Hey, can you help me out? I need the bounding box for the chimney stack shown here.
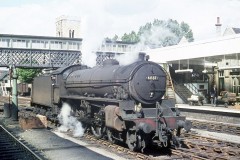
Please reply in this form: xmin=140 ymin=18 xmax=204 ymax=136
xmin=215 ymin=17 xmax=222 ymax=37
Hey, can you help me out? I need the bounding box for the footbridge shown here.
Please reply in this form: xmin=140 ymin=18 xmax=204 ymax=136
xmin=0 ymin=34 xmax=82 ymax=68
xmin=0 ymin=34 xmax=82 ymax=120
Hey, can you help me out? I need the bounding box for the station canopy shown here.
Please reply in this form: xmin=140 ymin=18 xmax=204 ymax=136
xmin=146 ymin=34 xmax=240 ymax=70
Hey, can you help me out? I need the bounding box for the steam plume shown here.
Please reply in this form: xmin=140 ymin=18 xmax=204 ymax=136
xmin=58 ymin=103 xmax=84 ymax=137
xmin=114 ymin=24 xmax=178 ymax=65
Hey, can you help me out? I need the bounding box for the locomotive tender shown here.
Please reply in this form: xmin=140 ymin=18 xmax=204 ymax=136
xmin=31 ymin=58 xmax=191 ymax=152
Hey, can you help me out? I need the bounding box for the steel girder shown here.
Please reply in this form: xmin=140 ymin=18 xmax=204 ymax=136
xmin=0 ymin=48 xmax=81 ymax=68
xmin=96 ymin=52 xmax=116 ymax=66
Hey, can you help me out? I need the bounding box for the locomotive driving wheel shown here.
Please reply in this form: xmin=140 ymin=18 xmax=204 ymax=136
xmin=91 ymin=125 xmax=104 ymax=139
xmin=106 ymin=128 xmax=116 ymax=144
xmin=126 ymin=130 xmax=141 ymax=151
xmin=91 ymin=109 xmax=105 ymax=139
xmin=76 ymin=109 xmax=89 ymax=133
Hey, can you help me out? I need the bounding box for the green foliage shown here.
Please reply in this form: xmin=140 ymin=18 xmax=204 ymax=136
xmin=121 ymin=31 xmax=140 ymax=43
xmin=112 ymin=34 xmax=119 ymax=41
xmin=180 ymin=22 xmax=194 ymax=42
xmin=17 ymin=68 xmax=42 ymax=83
xmin=109 ymin=19 xmax=194 ymax=48
xmin=104 ymin=37 xmax=111 ymax=41
xmin=137 ymin=19 xmax=194 ymax=47
xmin=105 ymin=35 xmax=119 ymax=41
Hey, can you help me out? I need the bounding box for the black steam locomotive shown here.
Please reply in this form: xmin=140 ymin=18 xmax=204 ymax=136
xmin=31 ymin=58 xmax=191 ymax=152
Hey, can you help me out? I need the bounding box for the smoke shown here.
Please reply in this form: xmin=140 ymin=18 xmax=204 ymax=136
xmin=57 ymin=103 xmax=84 ymax=137
xmin=140 ymin=25 xmax=178 ymax=49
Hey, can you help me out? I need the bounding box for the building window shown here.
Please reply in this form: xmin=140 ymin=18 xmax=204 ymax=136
xmin=77 ymin=43 xmax=80 ymax=50
xmin=0 ymin=39 xmax=10 ymax=47
xmin=113 ymin=45 xmax=116 ymax=51
xmin=72 ymin=30 xmax=74 ymax=38
xmin=219 ymin=70 xmax=224 ymax=77
xmin=199 ymin=85 xmax=204 ymax=89
xmin=32 ymin=40 xmax=48 ymax=49
xmin=12 ymin=39 xmax=28 ymax=48
xmin=50 ymin=41 xmax=63 ymax=50
xmin=68 ymin=30 xmax=75 ymax=38
xmin=69 ymin=42 xmax=76 ymax=50
xmin=69 ymin=30 xmax=72 ymax=38
xmin=62 ymin=42 xmax=67 ymax=50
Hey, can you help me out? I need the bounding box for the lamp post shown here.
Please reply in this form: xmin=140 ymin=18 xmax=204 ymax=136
xmin=11 ymin=65 xmax=18 ymax=121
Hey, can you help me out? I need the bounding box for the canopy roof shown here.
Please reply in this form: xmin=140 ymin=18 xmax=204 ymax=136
xmin=147 ymin=34 xmax=240 ymax=67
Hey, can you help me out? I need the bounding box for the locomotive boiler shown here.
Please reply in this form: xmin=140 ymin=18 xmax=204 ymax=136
xmin=66 ymin=59 xmax=166 ymax=105
xmin=31 ymin=58 xmax=191 ymax=152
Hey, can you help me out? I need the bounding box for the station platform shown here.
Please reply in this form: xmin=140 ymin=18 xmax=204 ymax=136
xmin=176 ymin=104 xmax=240 ymax=113
xmin=0 ymin=114 xmax=125 ymax=160
xmin=176 ymin=104 xmax=240 ymax=124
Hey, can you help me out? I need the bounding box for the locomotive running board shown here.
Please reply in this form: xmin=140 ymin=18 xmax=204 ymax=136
xmin=60 ymin=95 xmax=123 ymax=103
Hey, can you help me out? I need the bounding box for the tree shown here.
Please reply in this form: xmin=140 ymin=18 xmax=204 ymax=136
xmin=112 ymin=34 xmax=119 ymax=41
xmin=17 ymin=68 xmax=42 ymax=83
xmin=137 ymin=19 xmax=194 ymax=47
xmin=180 ymin=22 xmax=194 ymax=42
xmin=118 ymin=19 xmax=194 ymax=48
xmin=121 ymin=31 xmax=140 ymax=43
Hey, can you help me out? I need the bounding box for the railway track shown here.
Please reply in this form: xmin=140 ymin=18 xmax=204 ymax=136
xmin=191 ymin=119 xmax=240 ymax=136
xmin=172 ymin=133 xmax=240 ymax=160
xmin=69 ymin=130 xmax=240 ymax=160
xmin=0 ymin=96 xmax=31 ymax=107
xmin=1 ymin=96 xmax=240 ymax=136
xmin=1 ymin=98 xmax=240 ymax=159
xmin=0 ymin=125 xmax=44 ymax=160
xmin=62 ymin=131 xmax=157 ymax=160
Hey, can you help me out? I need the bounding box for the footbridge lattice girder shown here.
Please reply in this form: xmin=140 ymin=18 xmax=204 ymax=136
xmin=0 ymin=48 xmax=81 ymax=68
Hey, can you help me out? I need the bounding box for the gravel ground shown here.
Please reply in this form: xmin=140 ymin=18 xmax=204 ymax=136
xmin=18 ymin=129 xmax=120 ymax=160
xmin=1 ymin=103 xmax=240 ymax=160
xmin=0 ymin=112 xmax=126 ymax=160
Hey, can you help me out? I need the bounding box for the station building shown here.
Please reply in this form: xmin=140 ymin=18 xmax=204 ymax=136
xmin=147 ymin=29 xmax=240 ymax=103
xmin=95 ymin=40 xmax=139 ymax=65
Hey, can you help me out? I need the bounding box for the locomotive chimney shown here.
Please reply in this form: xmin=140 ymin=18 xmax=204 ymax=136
xmin=138 ymin=52 xmax=145 ymax=61
xmin=215 ymin=17 xmax=222 ymax=37
xmin=138 ymin=52 xmax=149 ymax=61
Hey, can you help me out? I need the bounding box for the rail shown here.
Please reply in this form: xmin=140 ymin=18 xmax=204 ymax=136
xmin=0 ymin=125 xmax=44 ymax=160
xmin=191 ymin=119 xmax=240 ymax=136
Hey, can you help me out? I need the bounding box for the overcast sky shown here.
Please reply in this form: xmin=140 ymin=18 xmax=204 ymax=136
xmin=0 ymin=0 xmax=240 ymax=41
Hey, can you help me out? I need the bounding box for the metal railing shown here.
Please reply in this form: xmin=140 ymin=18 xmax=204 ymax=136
xmin=184 ymin=83 xmax=199 ymax=94
xmin=172 ymin=79 xmax=189 ymax=103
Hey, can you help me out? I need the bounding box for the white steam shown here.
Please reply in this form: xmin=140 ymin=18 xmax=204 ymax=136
xmin=115 ymin=52 xmax=139 ymax=65
xmin=115 ymin=24 xmax=178 ymax=66
xmin=58 ymin=103 xmax=84 ymax=137
xmin=146 ymin=26 xmax=178 ymax=47
xmin=80 ymin=16 xmax=100 ymax=67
